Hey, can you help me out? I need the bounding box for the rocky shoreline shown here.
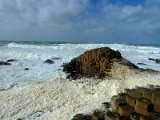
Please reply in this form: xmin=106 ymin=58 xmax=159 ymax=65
xmin=71 ymin=85 xmax=160 ymax=120
xmin=0 ymin=47 xmax=160 ymax=120
xmin=63 ymin=47 xmax=159 ymax=80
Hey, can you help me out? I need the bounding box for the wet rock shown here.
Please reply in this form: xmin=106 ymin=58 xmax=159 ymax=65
xmin=92 ymin=109 xmax=105 ymax=120
xmin=154 ymin=59 xmax=160 ymax=64
xmin=130 ymin=112 xmax=141 ymax=120
xmin=137 ymin=63 xmax=147 ymax=65
xmin=63 ymin=47 xmax=122 ymax=79
xmin=16 ymin=118 xmax=22 ymax=120
xmin=102 ymin=102 xmax=110 ymax=109
xmin=63 ymin=47 xmax=139 ymax=79
xmin=0 ymin=61 xmax=11 ymax=65
xmin=118 ymin=105 xmax=134 ymax=117
xmin=136 ymin=98 xmax=153 ymax=111
xmin=7 ymin=59 xmax=18 ymax=62
xmin=148 ymin=58 xmax=155 ymax=61
xmin=148 ymin=58 xmax=160 ymax=64
xmin=44 ymin=59 xmax=55 ymax=64
xmin=105 ymin=111 xmax=120 ymax=120
xmin=24 ymin=68 xmax=29 ymax=70
xmin=71 ymin=114 xmax=92 ymax=120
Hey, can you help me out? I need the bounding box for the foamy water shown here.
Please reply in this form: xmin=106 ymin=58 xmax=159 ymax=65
xmin=1 ymin=73 xmax=160 ymax=120
xmin=0 ymin=41 xmax=160 ymax=120
xmin=0 ymin=42 xmax=160 ymax=86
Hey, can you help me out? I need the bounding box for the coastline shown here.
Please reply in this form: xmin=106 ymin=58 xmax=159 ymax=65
xmin=1 ymin=72 xmax=160 ymax=120
xmin=0 ymin=43 xmax=160 ymax=120
xmin=1 ymin=43 xmax=160 ymax=86
xmin=1 ymin=0 xmax=160 ymax=119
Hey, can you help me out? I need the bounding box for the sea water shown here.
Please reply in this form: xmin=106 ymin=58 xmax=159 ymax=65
xmin=0 ymin=41 xmax=160 ymax=86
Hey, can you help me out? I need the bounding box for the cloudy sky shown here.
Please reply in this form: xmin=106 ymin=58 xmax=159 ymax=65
xmin=0 ymin=0 xmax=160 ymax=44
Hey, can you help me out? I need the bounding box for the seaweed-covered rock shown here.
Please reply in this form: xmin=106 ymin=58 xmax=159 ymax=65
xmin=63 ymin=47 xmax=139 ymax=79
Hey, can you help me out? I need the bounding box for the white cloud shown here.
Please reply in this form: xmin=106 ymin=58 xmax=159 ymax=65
xmin=119 ymin=5 xmax=142 ymax=19
xmin=0 ymin=0 xmax=160 ymax=44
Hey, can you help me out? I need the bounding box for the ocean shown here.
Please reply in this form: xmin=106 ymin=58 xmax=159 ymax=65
xmin=0 ymin=41 xmax=160 ymax=87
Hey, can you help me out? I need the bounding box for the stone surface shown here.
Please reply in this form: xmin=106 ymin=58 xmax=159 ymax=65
xmin=137 ymin=63 xmax=147 ymax=65
xmin=127 ymin=90 xmax=142 ymax=99
xmin=154 ymin=106 xmax=160 ymax=113
xmin=105 ymin=111 xmax=119 ymax=120
xmin=71 ymin=114 xmax=92 ymax=120
xmin=126 ymin=95 xmax=136 ymax=107
xmin=130 ymin=112 xmax=141 ymax=120
xmin=24 ymin=68 xmax=29 ymax=70
xmin=118 ymin=105 xmax=134 ymax=117
xmin=7 ymin=59 xmax=18 ymax=62
xmin=152 ymin=92 xmax=160 ymax=105
xmin=63 ymin=47 xmax=139 ymax=79
xmin=44 ymin=59 xmax=55 ymax=64
xmin=110 ymin=98 xmax=127 ymax=111
xmin=134 ymin=106 xmax=148 ymax=116
xmin=136 ymin=98 xmax=153 ymax=110
xmin=148 ymin=58 xmax=160 ymax=64
xmin=92 ymin=110 xmax=105 ymax=120
xmin=102 ymin=102 xmax=110 ymax=109
xmin=143 ymin=88 xmax=153 ymax=100
xmin=146 ymin=112 xmax=160 ymax=120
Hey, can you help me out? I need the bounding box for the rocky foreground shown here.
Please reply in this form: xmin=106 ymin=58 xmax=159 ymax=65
xmin=72 ymin=85 xmax=160 ymax=120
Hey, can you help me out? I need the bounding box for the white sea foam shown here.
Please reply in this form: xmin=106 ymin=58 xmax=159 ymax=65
xmin=0 ymin=73 xmax=160 ymax=120
xmin=0 ymin=42 xmax=160 ymax=86
xmin=0 ymin=42 xmax=160 ymax=120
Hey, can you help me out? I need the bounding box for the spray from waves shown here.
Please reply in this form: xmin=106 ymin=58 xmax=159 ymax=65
xmin=5 ymin=42 xmax=160 ymax=55
xmin=6 ymin=42 xmax=108 ymax=50
xmin=0 ymin=41 xmax=11 ymax=46
xmin=7 ymin=42 xmax=61 ymax=49
xmin=4 ymin=43 xmax=107 ymax=60
xmin=1 ymin=42 xmax=160 ymax=64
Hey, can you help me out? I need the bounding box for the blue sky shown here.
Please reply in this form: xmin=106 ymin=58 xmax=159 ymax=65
xmin=0 ymin=0 xmax=160 ymax=44
xmin=108 ymin=0 xmax=145 ymax=6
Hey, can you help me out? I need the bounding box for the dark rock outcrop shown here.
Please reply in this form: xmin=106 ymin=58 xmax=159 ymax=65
xmin=148 ymin=58 xmax=160 ymax=64
xmin=63 ymin=47 xmax=140 ymax=79
xmin=44 ymin=59 xmax=55 ymax=64
xmin=7 ymin=59 xmax=18 ymax=62
xmin=16 ymin=118 xmax=22 ymax=120
xmin=0 ymin=61 xmax=11 ymax=65
xmin=137 ymin=63 xmax=147 ymax=65
xmin=71 ymin=114 xmax=92 ymax=120
xmin=24 ymin=68 xmax=29 ymax=70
